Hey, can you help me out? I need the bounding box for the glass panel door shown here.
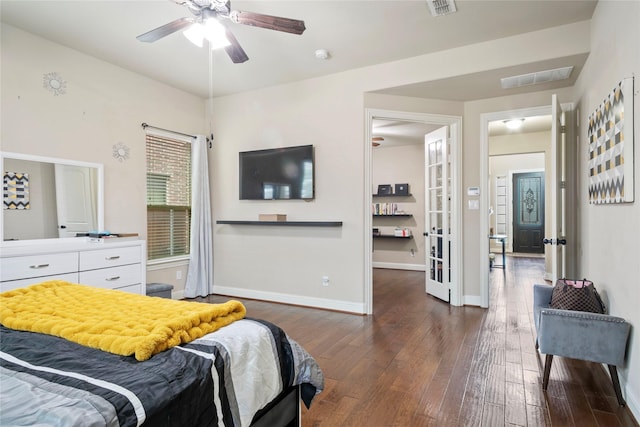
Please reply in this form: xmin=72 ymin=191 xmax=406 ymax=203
xmin=425 ymin=127 xmax=450 ymax=302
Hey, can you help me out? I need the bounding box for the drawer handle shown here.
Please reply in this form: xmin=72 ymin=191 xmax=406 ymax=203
xmin=105 ymin=256 xmax=121 ymax=261
xmin=29 ymin=264 xmax=50 ymax=269
xmin=105 ymin=276 xmax=121 ymax=281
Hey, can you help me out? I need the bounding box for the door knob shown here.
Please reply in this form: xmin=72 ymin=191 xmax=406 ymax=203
xmin=557 ymin=239 xmax=567 ymax=245
xmin=543 ymin=238 xmax=554 ymax=245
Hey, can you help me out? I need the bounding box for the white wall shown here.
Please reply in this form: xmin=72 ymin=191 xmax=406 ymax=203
xmin=0 ymin=24 xmax=206 ymax=296
xmin=572 ymin=0 xmax=640 ymax=417
xmin=372 ymin=144 xmax=425 ymax=270
xmin=209 ymin=74 xmax=366 ymax=312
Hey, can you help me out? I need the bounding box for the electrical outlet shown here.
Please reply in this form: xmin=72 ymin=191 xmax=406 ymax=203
xmin=176 ymin=270 xmax=182 ymax=280
xmin=322 ymin=276 xmax=329 ymax=287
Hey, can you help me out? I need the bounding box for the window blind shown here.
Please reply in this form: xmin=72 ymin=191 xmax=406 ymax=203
xmin=146 ymin=134 xmax=192 ymax=260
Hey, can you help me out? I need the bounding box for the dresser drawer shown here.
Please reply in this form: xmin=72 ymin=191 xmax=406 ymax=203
xmin=80 ymin=246 xmax=141 ymax=271
xmin=79 ymin=264 xmax=142 ymax=290
xmin=0 ymin=253 xmax=78 ymax=282
xmin=112 ymin=283 xmax=144 ymax=294
xmin=0 ymin=273 xmax=79 ymax=292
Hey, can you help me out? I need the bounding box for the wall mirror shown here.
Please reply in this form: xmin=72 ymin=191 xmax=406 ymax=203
xmin=1 ymin=152 xmax=104 ymax=245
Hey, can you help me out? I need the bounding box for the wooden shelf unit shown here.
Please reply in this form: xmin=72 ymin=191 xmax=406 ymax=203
xmin=373 ymin=193 xmax=412 ymax=198
xmin=216 ymin=220 xmax=342 ymax=227
xmin=373 ymin=234 xmax=413 ymax=239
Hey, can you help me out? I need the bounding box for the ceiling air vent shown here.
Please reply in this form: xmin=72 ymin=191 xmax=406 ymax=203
xmin=501 ymin=66 xmax=574 ymax=89
xmin=427 ymin=0 xmax=457 ymax=17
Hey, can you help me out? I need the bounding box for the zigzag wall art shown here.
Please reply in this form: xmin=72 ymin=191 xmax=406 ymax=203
xmin=3 ymin=172 xmax=30 ymax=210
xmin=588 ymin=77 xmax=635 ymax=204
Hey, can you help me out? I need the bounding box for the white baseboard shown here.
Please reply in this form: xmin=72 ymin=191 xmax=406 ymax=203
xmin=463 ymin=295 xmax=482 ymax=306
xmin=372 ymin=262 xmax=426 ymax=271
xmin=621 ymin=373 xmax=640 ymax=422
xmin=212 ymin=286 xmax=366 ymax=314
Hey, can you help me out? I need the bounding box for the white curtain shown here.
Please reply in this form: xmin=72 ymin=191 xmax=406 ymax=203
xmin=184 ymin=135 xmax=214 ymax=298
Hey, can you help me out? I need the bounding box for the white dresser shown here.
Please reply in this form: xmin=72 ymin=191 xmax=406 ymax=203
xmin=0 ymin=239 xmax=146 ymax=294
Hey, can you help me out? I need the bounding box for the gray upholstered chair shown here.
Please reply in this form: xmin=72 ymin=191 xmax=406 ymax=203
xmin=532 ymin=284 xmax=631 ymax=406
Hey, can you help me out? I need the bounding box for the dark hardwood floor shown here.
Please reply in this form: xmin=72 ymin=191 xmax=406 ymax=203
xmin=200 ymin=256 xmax=638 ymax=426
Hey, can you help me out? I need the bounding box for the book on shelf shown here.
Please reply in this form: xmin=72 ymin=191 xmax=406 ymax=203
xmin=372 ymin=203 xmax=398 ymax=215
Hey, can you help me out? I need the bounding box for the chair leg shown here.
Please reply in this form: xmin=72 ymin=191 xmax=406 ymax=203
xmin=542 ymin=355 xmax=553 ymax=390
xmin=608 ymin=365 xmax=626 ymax=406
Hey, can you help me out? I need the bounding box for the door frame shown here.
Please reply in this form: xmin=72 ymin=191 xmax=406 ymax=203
xmin=365 ymin=108 xmax=462 ymax=314
xmin=480 ymin=105 xmax=551 ymax=308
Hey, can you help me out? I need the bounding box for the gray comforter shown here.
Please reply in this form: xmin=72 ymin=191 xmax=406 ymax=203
xmin=0 ymin=318 xmax=323 ymax=427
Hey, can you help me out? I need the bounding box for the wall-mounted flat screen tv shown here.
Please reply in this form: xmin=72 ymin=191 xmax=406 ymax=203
xmin=239 ymin=145 xmax=314 ymax=200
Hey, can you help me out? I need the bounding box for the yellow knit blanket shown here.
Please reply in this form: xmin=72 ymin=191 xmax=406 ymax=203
xmin=0 ymin=280 xmax=246 ymax=361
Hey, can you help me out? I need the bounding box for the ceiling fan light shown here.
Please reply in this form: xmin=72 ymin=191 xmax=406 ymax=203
xmin=203 ymin=18 xmax=230 ymax=50
xmin=183 ymin=23 xmax=205 ymax=47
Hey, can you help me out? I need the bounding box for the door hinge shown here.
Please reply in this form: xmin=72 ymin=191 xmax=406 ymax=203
xmin=560 ymin=125 xmax=567 ymax=133
xmin=559 ymin=181 xmax=566 ymax=189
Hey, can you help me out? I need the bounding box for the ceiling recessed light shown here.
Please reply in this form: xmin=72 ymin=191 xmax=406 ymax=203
xmin=504 ymin=119 xmax=525 ymax=130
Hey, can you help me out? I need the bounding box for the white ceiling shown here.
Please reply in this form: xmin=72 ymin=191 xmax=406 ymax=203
xmin=372 ymin=114 xmax=552 ymax=149
xmin=1 ymin=0 xmax=597 ymax=100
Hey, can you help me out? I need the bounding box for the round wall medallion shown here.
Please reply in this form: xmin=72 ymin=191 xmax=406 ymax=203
xmin=113 ymin=143 xmax=130 ymax=162
xmin=43 ymin=72 xmax=67 ymax=96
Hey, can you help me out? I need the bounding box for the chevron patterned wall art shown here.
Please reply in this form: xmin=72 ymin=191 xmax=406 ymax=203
xmin=3 ymin=172 xmax=30 ymax=210
xmin=588 ymin=77 xmax=635 ymax=204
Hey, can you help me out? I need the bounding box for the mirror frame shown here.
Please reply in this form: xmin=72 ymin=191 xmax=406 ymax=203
xmin=0 ymin=151 xmax=104 ymax=246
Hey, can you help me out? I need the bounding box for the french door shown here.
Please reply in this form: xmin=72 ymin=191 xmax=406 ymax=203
xmin=425 ymin=126 xmax=451 ymax=302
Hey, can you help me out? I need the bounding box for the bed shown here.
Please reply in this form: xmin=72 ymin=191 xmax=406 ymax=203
xmin=0 ymin=281 xmax=324 ymax=426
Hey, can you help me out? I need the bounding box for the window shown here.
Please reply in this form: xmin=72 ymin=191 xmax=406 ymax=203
xmin=146 ymin=133 xmax=191 ymax=261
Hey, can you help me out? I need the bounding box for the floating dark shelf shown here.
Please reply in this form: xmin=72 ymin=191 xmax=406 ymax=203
xmin=373 ymin=194 xmax=412 ymax=198
xmin=372 ymin=214 xmax=412 ymax=217
xmin=216 ymin=220 xmax=342 ymax=227
xmin=373 ymin=234 xmax=413 ymax=239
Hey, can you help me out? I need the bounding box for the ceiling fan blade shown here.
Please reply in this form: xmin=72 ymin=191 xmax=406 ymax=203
xmin=224 ymin=29 xmax=249 ymax=64
xmin=137 ymin=17 xmax=194 ymax=43
xmin=230 ymin=10 xmax=306 ymax=35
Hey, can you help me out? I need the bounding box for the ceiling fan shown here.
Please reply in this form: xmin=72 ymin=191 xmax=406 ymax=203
xmin=136 ymin=0 xmax=306 ymax=64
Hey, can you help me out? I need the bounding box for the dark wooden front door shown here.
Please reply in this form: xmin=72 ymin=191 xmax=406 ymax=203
xmin=513 ymin=172 xmax=545 ymax=253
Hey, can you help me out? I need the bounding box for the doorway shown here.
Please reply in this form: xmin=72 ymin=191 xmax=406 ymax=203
xmin=480 ymin=105 xmax=553 ymax=308
xmin=489 ymin=151 xmax=546 ymax=259
xmin=365 ymin=109 xmax=462 ymax=314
